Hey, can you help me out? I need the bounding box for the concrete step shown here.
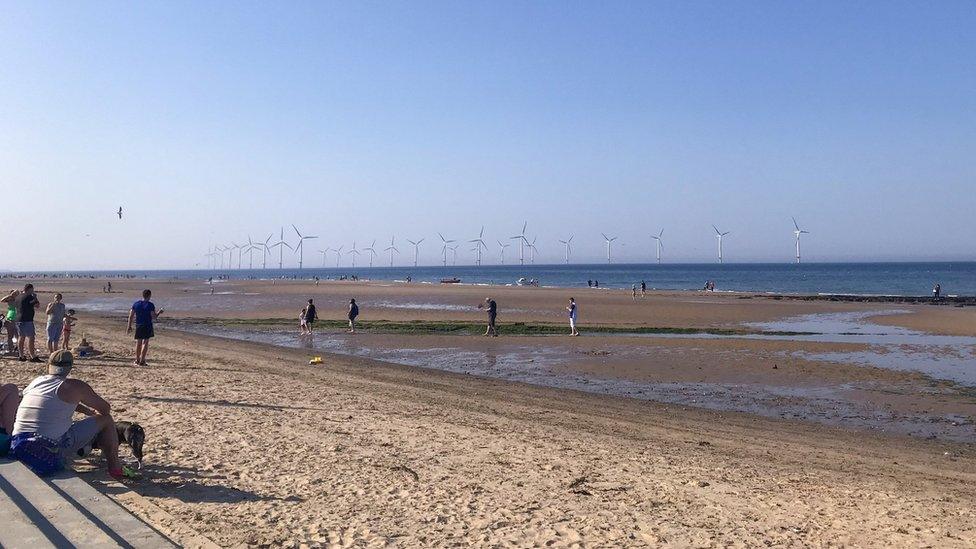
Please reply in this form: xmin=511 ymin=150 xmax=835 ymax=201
xmin=0 ymin=459 xmax=177 ymax=549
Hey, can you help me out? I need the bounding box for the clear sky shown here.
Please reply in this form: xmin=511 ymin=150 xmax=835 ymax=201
xmin=2 ymin=2 xmax=974 ymax=269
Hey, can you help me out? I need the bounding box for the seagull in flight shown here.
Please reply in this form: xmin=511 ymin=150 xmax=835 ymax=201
xmin=117 ymin=206 xmax=123 ymax=220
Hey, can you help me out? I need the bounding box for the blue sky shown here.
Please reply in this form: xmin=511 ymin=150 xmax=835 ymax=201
xmin=1 ymin=2 xmax=974 ymax=269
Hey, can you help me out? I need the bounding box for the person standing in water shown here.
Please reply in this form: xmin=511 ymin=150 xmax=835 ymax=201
xmin=347 ymin=299 xmax=359 ymax=333
xmin=304 ymin=299 xmax=317 ymax=334
xmin=566 ymin=297 xmax=579 ymax=336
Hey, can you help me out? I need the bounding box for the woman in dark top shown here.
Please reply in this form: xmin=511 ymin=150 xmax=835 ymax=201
xmin=347 ymin=299 xmax=359 ymax=333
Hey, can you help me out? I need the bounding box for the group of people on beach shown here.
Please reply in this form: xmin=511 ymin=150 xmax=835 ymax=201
xmin=1 ymin=285 xmax=78 ymax=362
xmin=299 ymin=297 xmax=360 ymax=335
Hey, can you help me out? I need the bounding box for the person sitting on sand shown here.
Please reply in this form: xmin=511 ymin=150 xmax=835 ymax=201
xmin=10 ymin=350 xmax=136 ymax=479
xmin=126 ymin=289 xmax=162 ymax=366
xmin=348 ymin=299 xmax=359 ymax=333
xmin=61 ymin=309 xmax=77 ymax=351
xmin=566 ymin=297 xmax=579 ymax=336
xmin=1 ymin=383 xmax=20 ymax=445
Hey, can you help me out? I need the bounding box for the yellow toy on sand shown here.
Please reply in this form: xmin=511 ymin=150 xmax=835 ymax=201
xmin=309 ymin=356 xmax=323 ymax=365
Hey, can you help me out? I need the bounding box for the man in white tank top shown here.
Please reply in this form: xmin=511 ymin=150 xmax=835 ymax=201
xmin=11 ymin=350 xmax=126 ymax=478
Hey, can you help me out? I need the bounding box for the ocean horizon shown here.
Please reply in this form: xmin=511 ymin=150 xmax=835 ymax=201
xmin=5 ymin=261 xmax=975 ymax=297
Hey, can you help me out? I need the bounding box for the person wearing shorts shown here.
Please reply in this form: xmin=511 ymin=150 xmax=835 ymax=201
xmin=127 ymin=289 xmax=162 ymax=366
xmin=11 ymin=350 xmax=129 ymax=479
xmin=1 ymin=290 xmax=19 ymax=354
xmin=14 ymin=284 xmax=41 ymax=362
xmin=46 ymin=293 xmax=66 ymax=353
xmin=566 ymin=297 xmax=579 ymax=336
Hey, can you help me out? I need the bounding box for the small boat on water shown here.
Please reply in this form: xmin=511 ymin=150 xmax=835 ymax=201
xmin=440 ymin=277 xmax=461 ymax=284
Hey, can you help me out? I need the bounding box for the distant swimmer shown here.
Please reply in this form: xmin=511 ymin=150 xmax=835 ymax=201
xmin=117 ymin=206 xmax=123 ymax=220
xmin=566 ymin=297 xmax=579 ymax=336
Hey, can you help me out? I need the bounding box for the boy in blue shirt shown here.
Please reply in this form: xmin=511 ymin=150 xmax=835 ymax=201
xmin=126 ymin=289 xmax=163 ymax=366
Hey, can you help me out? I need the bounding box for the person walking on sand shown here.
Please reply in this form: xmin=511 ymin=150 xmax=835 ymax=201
xmin=347 ymin=299 xmax=359 ymax=333
xmin=481 ymin=297 xmax=498 ymax=337
xmin=299 ymin=306 xmax=309 ymax=335
xmin=304 ymin=299 xmax=317 ymax=334
xmin=45 ymin=293 xmax=66 ymax=353
xmin=640 ymin=280 xmax=646 ymax=298
xmin=566 ymin=297 xmax=579 ymax=336
xmin=13 ymin=284 xmax=41 ymax=362
xmin=632 ymin=284 xmax=638 ymax=302
xmin=126 ymin=289 xmax=162 ymax=366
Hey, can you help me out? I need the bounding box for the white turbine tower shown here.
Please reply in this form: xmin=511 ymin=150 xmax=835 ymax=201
xmin=347 ymin=242 xmax=361 ymax=268
xmin=215 ymin=245 xmax=225 ymax=269
xmin=449 ymin=244 xmax=459 ymax=266
xmin=650 ymin=229 xmax=664 ymax=264
xmin=231 ymin=242 xmax=243 ymax=269
xmin=270 ymin=228 xmax=292 ymax=269
xmin=713 ymin=225 xmax=730 ymax=263
xmin=261 ymin=233 xmax=273 ymax=269
xmin=528 ymin=236 xmax=538 ymax=264
xmin=364 ymin=240 xmax=378 ymax=268
xmin=602 ymin=233 xmax=618 ymax=264
xmin=333 ymin=245 xmax=344 ymax=268
xmin=245 ymin=236 xmax=258 ymax=269
xmin=406 ymin=238 xmax=424 ymax=267
xmin=318 ymin=248 xmax=329 ymax=268
xmin=510 ymin=221 xmax=528 ymax=265
xmin=438 ymin=233 xmax=456 ymax=267
xmin=558 ymin=236 xmax=574 ymax=264
xmin=497 ymin=240 xmax=510 ymax=264
xmin=292 ymin=225 xmax=318 ymax=270
xmin=384 ymin=236 xmax=399 ymax=267
xmin=792 ymin=217 xmax=809 ymax=264
xmin=469 ymin=227 xmax=487 ymax=266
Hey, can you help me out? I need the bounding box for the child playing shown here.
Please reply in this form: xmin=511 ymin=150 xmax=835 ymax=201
xmin=299 ymin=307 xmax=309 ymax=335
xmin=61 ymin=309 xmax=77 ymax=351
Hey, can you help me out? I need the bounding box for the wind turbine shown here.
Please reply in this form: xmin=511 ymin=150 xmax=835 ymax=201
xmin=602 ymin=233 xmax=618 ymax=264
xmin=438 ymin=233 xmax=456 ymax=267
xmin=510 ymin=221 xmax=529 ymax=265
xmin=713 ymin=225 xmax=730 ymax=263
xmin=528 ymin=236 xmax=538 ymax=264
xmin=214 ymin=245 xmax=224 ymax=269
xmin=364 ymin=239 xmax=378 ymax=268
xmin=650 ymin=230 xmax=664 ymax=264
xmin=792 ymin=217 xmax=809 ymax=264
xmin=469 ymin=226 xmax=487 ymax=266
xmin=231 ymin=242 xmax=243 ymax=269
xmin=384 ymin=236 xmax=399 ymax=267
xmin=406 ymin=238 xmax=424 ymax=267
xmin=497 ymin=240 xmax=510 ymax=264
xmin=558 ymin=236 xmax=574 ymax=264
xmin=245 ymin=237 xmax=258 ymax=269
xmin=261 ymin=234 xmax=273 ymax=269
xmin=347 ymin=242 xmax=361 ymax=268
xmin=292 ymin=225 xmax=318 ymax=270
xmin=318 ymin=248 xmax=330 ymax=268
xmin=271 ymin=228 xmax=292 ymax=269
xmin=333 ymin=245 xmax=344 ymax=268
xmin=449 ymin=244 xmax=459 ymax=266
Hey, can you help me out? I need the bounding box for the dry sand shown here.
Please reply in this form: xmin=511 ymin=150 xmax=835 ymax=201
xmin=1 ymin=278 xmax=975 ymax=546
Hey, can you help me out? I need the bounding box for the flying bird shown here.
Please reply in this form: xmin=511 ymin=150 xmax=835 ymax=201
xmin=117 ymin=206 xmax=123 ymax=220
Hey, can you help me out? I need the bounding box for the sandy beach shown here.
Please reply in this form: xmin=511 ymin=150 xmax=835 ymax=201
xmin=2 ymin=277 xmax=975 ymax=546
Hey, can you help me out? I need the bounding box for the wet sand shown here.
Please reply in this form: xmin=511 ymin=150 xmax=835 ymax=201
xmin=2 ymin=317 xmax=975 ymax=547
